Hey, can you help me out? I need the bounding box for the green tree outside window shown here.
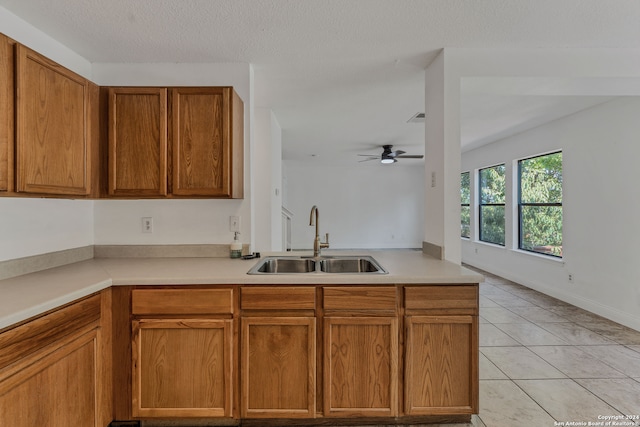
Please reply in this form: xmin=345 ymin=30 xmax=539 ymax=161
xmin=461 ymin=171 xmax=470 ymax=238
xmin=479 ymin=164 xmax=506 ymax=245
xmin=518 ymin=152 xmax=563 ymax=257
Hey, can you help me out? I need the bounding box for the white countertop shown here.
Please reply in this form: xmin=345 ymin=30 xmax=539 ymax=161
xmin=0 ymin=250 xmax=482 ymax=330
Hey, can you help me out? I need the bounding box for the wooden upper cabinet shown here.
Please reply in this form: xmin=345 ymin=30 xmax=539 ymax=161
xmin=15 ymin=45 xmax=92 ymax=195
xmin=108 ymin=87 xmax=168 ymax=196
xmin=106 ymin=86 xmax=243 ymax=198
xmin=171 ymin=87 xmax=243 ymax=198
xmin=0 ymin=34 xmax=14 ymax=193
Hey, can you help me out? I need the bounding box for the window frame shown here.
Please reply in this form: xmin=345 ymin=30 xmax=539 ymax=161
xmin=460 ymin=171 xmax=470 ymax=239
xmin=517 ymin=151 xmax=563 ymax=258
xmin=478 ymin=163 xmax=506 ymax=246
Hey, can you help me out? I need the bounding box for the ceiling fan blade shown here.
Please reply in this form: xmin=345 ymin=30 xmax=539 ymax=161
xmin=357 ymin=154 xmax=378 ymax=157
xmin=358 ymin=157 xmax=378 ymax=162
xmin=396 ymin=155 xmax=424 ymax=159
xmin=390 ymin=150 xmax=406 ymax=157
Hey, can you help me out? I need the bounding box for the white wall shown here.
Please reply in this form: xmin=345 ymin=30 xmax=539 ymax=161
xmin=0 ymin=199 xmax=93 ymax=261
xmin=253 ymin=108 xmax=282 ymax=252
xmin=93 ymin=199 xmax=244 ymax=245
xmin=462 ymin=97 xmax=640 ymax=330
xmin=0 ymin=6 xmax=92 ymax=78
xmin=284 ymin=161 xmax=425 ymax=250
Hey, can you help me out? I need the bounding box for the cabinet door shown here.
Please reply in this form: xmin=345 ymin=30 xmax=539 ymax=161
xmin=0 ymin=329 xmax=100 ymax=427
xmin=0 ymin=34 xmax=14 ymax=192
xmin=241 ymin=317 xmax=316 ymax=418
xmin=132 ymin=319 xmax=233 ymax=418
xmin=108 ymin=87 xmax=167 ymax=196
xmin=15 ymin=45 xmax=91 ymax=195
xmin=324 ymin=317 xmax=398 ymax=417
xmin=171 ymin=87 xmax=232 ymax=197
xmin=404 ymin=315 xmax=478 ymax=415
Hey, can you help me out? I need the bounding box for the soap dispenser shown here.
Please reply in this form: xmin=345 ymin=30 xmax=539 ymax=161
xmin=230 ymin=231 xmax=242 ymax=258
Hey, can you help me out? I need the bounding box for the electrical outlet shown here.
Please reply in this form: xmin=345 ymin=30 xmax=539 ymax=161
xmin=142 ymin=217 xmax=153 ymax=233
xmin=568 ymin=273 xmax=574 ymax=283
xmin=229 ymin=216 xmax=240 ymax=232
xmin=431 ymin=171 xmax=436 ymax=188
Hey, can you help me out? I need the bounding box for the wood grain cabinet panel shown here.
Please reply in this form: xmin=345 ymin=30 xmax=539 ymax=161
xmin=0 ymin=330 xmax=100 ymax=427
xmin=323 ymin=286 xmax=396 ymax=312
xmin=0 ymin=33 xmax=14 ymax=192
xmin=15 ymin=45 xmax=92 ymax=195
xmin=0 ymin=291 xmax=111 ymax=427
xmin=132 ymin=318 xmax=233 ymax=418
xmin=132 ymin=288 xmax=234 ymax=315
xmin=106 ymin=86 xmax=243 ymax=198
xmin=108 ymin=87 xmax=168 ymax=196
xmin=404 ymin=315 xmax=478 ymax=415
xmin=323 ymin=316 xmax=398 ymax=417
xmin=171 ymin=87 xmax=243 ymax=197
xmin=241 ymin=317 xmax=316 ymax=418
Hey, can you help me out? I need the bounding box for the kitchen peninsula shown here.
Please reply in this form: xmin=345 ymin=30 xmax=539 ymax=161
xmin=0 ymin=249 xmax=482 ymax=426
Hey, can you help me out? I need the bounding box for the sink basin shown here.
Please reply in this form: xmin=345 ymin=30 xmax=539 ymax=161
xmin=247 ymin=255 xmax=387 ymax=275
xmin=318 ymin=257 xmax=386 ymax=273
xmin=252 ymin=257 xmax=317 ymax=273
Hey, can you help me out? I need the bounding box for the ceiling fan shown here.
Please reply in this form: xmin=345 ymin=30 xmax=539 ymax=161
xmin=358 ymin=145 xmax=424 ymax=164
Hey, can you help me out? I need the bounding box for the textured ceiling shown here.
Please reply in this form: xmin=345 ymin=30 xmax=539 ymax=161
xmin=2 ymin=0 xmax=639 ymax=163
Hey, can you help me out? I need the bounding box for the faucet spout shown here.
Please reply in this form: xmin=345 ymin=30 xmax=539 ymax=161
xmin=309 ymin=205 xmax=329 ymax=257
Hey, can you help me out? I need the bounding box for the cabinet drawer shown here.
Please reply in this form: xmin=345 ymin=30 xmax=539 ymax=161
xmin=323 ymin=287 xmax=396 ymax=311
xmin=405 ymin=286 xmax=478 ymax=313
xmin=132 ymin=288 xmax=234 ymax=315
xmin=241 ymin=287 xmax=315 ymax=310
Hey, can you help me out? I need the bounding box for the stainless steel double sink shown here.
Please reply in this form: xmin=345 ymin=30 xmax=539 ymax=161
xmin=247 ymin=255 xmax=387 ymax=275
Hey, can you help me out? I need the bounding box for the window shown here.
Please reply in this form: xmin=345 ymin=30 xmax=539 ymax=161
xmin=461 ymin=171 xmax=470 ymax=238
xmin=518 ymin=152 xmax=563 ymax=257
xmin=479 ymin=164 xmax=506 ymax=245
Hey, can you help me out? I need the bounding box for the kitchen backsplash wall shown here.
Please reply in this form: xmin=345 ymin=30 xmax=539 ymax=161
xmin=93 ymin=199 xmax=249 ymax=247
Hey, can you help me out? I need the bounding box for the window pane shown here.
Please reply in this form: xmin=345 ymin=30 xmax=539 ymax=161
xmin=480 ymin=165 xmax=505 ymax=204
xmin=520 ymin=205 xmax=563 ymax=257
xmin=461 ymin=172 xmax=470 ymax=204
xmin=480 ymin=205 xmax=505 ymax=245
xmin=461 ymin=206 xmax=470 ymax=238
xmin=520 ymin=152 xmax=562 ymax=204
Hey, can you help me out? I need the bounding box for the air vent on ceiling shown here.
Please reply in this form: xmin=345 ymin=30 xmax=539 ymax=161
xmin=407 ymin=112 xmax=425 ymax=123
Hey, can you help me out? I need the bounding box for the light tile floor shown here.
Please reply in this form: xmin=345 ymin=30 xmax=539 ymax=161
xmin=467 ymin=266 xmax=640 ymax=427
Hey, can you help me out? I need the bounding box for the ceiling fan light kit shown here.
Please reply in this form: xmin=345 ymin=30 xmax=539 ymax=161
xmin=358 ymin=144 xmax=424 ymax=164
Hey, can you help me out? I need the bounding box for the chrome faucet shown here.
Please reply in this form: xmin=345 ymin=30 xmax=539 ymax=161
xmin=309 ymin=205 xmax=329 ymax=257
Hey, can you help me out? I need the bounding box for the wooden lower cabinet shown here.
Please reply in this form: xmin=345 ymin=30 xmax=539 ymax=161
xmin=0 ymin=292 xmax=111 ymax=427
xmin=404 ymin=285 xmax=479 ymax=416
xmin=131 ymin=318 xmax=233 ymax=418
xmin=0 ymin=329 xmax=100 ymax=426
xmin=404 ymin=315 xmax=477 ymax=415
xmin=241 ymin=317 xmax=316 ymax=418
xmin=324 ymin=316 xmax=398 ymax=417
xmin=124 ymin=284 xmax=478 ymax=424
xmin=128 ymin=288 xmax=236 ymax=420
